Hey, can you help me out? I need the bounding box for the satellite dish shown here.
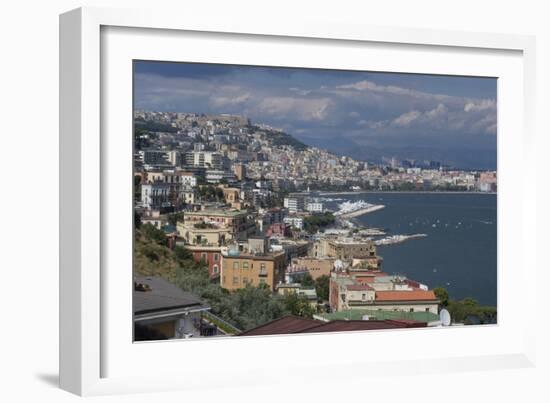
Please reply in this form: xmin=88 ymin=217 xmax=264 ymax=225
xmin=440 ymin=309 xmax=451 ymax=326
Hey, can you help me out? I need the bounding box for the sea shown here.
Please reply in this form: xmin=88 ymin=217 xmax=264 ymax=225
xmin=321 ymin=192 xmax=497 ymax=306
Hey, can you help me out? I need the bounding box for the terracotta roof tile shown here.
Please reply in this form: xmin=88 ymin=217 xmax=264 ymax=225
xmin=239 ymin=315 xmax=426 ymax=336
xmin=375 ymin=290 xmax=437 ymax=301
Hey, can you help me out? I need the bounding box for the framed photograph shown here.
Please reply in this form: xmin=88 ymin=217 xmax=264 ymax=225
xmin=60 ymin=7 xmax=536 ymax=396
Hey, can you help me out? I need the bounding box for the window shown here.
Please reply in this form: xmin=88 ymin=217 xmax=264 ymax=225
xmin=410 ymin=308 xmax=414 ymax=312
xmin=214 ymin=253 xmax=219 ymax=262
xmin=201 ymin=253 xmax=207 ymax=261
xmin=233 ymin=261 xmax=239 ymax=270
xmin=232 ymin=276 xmax=239 ymax=285
xmin=361 ymin=294 xmax=366 ymax=300
xmin=425 ymin=308 xmax=430 ymax=312
xmin=243 ymin=262 xmax=249 ymax=269
xmin=213 ymin=265 xmax=219 ymax=274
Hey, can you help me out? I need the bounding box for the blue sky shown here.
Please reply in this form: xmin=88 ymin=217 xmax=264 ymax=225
xmin=134 ymin=61 xmax=497 ymax=169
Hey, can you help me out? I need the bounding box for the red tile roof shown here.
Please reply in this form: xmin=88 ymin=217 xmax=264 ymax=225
xmin=238 ymin=316 xmax=322 ymax=336
xmin=239 ymin=315 xmax=425 ymax=336
xmin=375 ymin=290 xmax=437 ymax=301
xmin=300 ymin=320 xmax=426 ymax=333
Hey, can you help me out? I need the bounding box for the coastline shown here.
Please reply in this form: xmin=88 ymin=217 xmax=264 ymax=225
xmin=316 ymin=190 xmax=497 ymax=196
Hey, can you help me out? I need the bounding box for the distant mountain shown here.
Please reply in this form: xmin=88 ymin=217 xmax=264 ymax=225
xmin=291 ymin=134 xmax=496 ymax=170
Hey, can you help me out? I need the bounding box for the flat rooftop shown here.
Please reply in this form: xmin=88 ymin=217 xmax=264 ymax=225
xmin=134 ymin=276 xmax=208 ymax=317
xmin=317 ymin=309 xmax=440 ymax=323
xmin=185 ymin=209 xmax=247 ymax=217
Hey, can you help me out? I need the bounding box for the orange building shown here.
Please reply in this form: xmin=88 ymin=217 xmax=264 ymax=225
xmin=220 ymin=250 xmax=286 ymax=292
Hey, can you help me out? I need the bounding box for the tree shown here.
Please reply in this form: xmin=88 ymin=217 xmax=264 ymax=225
xmin=204 ymin=285 xmax=289 ymax=331
xmin=173 ymin=245 xmax=193 ymax=261
xmin=303 ymin=212 xmax=335 ymax=234
xmin=284 ymin=292 xmax=315 ymax=318
xmin=433 ymin=287 xmax=449 ymax=307
xmin=315 ymin=275 xmax=330 ymax=301
xmin=298 ymin=273 xmax=315 ymax=288
xmin=134 ymin=211 xmax=142 ymax=229
xmin=168 ymin=212 xmax=184 ymax=226
xmin=141 ymin=223 xmax=167 ymax=245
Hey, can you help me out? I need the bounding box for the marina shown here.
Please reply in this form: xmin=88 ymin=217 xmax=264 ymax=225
xmin=323 ymin=191 xmax=497 ymax=306
xmin=333 ymin=200 xmax=386 ymax=218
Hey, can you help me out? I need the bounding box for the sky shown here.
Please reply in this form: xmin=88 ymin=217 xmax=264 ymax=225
xmin=134 ymin=61 xmax=497 ymax=169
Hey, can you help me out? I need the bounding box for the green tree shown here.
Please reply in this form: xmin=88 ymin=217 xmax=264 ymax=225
xmin=173 ymin=245 xmax=193 ymax=262
xmin=205 ymin=285 xmax=289 ymax=331
xmin=433 ymin=287 xmax=450 ymax=307
xmin=298 ymin=273 xmax=315 ymax=288
xmin=141 ymin=223 xmax=167 ymax=245
xmin=303 ymin=212 xmax=335 ymax=234
xmin=315 ymin=275 xmax=330 ymax=301
xmin=284 ymin=292 xmax=315 ymax=318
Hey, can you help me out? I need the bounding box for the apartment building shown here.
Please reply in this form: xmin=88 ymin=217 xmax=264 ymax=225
xmin=185 ymin=150 xmax=223 ymax=170
xmin=283 ymin=194 xmax=305 ymax=213
xmin=329 ymin=270 xmax=439 ymax=314
xmin=220 ymin=250 xmax=286 ymax=292
xmin=310 ymin=237 xmax=379 ymax=261
xmin=184 ymin=244 xmax=223 ymax=278
xmin=177 ymin=209 xmax=255 ymax=246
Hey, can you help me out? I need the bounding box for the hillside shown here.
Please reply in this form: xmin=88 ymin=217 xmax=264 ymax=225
xmin=134 ymin=224 xmax=208 ymax=287
xmin=249 ymin=125 xmax=308 ymax=151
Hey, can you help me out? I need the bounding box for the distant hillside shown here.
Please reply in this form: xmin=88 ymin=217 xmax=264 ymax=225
xmin=135 ymin=117 xmax=178 ymax=133
xmin=253 ymin=126 xmax=308 ymax=151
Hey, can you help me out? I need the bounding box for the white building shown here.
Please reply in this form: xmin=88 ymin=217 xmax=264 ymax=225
xmin=146 ymin=171 xmax=197 ymax=187
xmin=306 ymin=202 xmax=324 ymax=213
xmin=179 ymin=172 xmax=197 ymax=188
xmin=284 ymin=196 xmax=305 ymax=214
xmin=141 ymin=182 xmax=196 ymax=209
xmin=185 ymin=150 xmax=223 ymax=170
xmin=283 ymin=216 xmax=304 ymax=230
xmin=141 ymin=182 xmax=173 ymax=209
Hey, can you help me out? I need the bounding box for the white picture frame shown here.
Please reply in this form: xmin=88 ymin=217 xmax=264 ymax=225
xmin=59 ymin=6 xmax=537 ymax=396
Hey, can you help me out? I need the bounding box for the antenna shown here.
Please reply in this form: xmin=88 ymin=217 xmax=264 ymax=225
xmin=440 ymin=308 xmax=451 ymax=326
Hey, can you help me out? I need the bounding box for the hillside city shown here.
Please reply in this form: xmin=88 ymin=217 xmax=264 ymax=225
xmin=133 ymin=111 xmax=497 ymax=340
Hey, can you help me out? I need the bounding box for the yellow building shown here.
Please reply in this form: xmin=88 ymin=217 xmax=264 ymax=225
xmin=220 ymin=251 xmax=286 ymax=292
xmin=178 ymin=209 xmax=255 ymax=245
xmin=310 ymin=238 xmax=379 ymax=260
xmin=177 ymin=223 xmax=233 ymax=246
xmin=288 ymin=257 xmax=336 ymax=280
xmin=221 ymin=187 xmax=241 ymax=206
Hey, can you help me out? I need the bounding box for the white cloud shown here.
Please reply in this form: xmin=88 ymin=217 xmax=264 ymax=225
xmin=464 ymin=99 xmax=496 ymax=112
xmin=135 ymin=71 xmax=497 ymax=141
xmin=336 ymin=79 xmax=452 ymax=102
xmin=392 ymin=110 xmax=422 ymax=127
xmin=210 ymin=93 xmax=251 ymax=107
xmin=256 ymin=97 xmax=333 ymax=121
